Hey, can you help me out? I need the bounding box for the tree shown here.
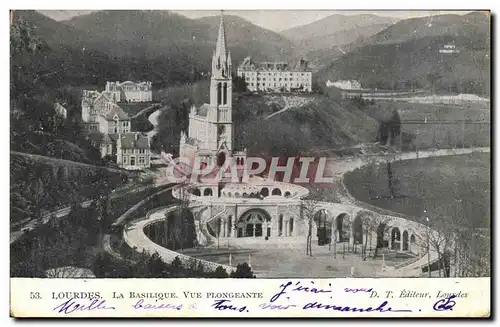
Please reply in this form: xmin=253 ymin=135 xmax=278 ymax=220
xmin=210 ymin=266 xmax=229 ymax=278
xmin=356 ymin=211 xmax=378 ymax=261
xmin=28 ymin=177 xmax=49 ymax=222
xmin=230 ymin=263 xmax=255 ymax=278
xmin=426 ymin=72 xmax=442 ymax=94
xmin=373 ymin=219 xmax=391 ymax=259
xmin=233 ymin=75 xmax=248 ymax=92
xmin=301 ymin=201 xmax=316 ymax=257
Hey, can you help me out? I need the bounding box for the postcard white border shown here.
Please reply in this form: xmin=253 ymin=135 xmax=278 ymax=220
xmin=4 ymin=0 xmax=497 ymax=323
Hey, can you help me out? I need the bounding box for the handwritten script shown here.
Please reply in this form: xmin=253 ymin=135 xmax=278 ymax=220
xmin=132 ymin=299 xmax=183 ymax=311
xmin=53 ymin=298 xmax=116 ymax=314
xmin=433 ymin=296 xmax=457 ymax=312
xmin=270 ymin=281 xmax=332 ymax=302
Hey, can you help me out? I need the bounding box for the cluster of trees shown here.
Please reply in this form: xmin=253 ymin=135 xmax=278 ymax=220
xmin=10 ymin=16 xmax=112 ymax=164
xmin=11 ymin=204 xmax=108 ymax=277
xmin=93 ymin=251 xmax=255 ymax=278
xmin=10 ymin=180 xmax=168 ymax=278
xmin=10 ymin=155 xmax=127 ymax=224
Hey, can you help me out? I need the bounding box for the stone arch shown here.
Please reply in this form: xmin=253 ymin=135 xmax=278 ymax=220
xmin=335 ymin=213 xmax=350 ymax=242
xmin=314 ymin=209 xmax=332 ymax=245
xmin=376 ymin=223 xmax=389 ymax=248
xmin=402 ymin=230 xmax=409 ymax=251
xmin=203 ymin=188 xmax=213 ymax=196
xmin=242 ymin=192 xmax=248 ymax=197
xmin=227 ymin=192 xmax=232 ymax=197
xmin=271 ymin=188 xmax=282 ymax=196
xmin=192 ymin=188 xmax=201 ymax=196
xmin=237 ymin=208 xmax=272 ymax=238
xmin=391 ymin=227 xmax=401 ymax=250
xmin=352 ymin=215 xmax=364 ymax=245
xmin=260 ymin=187 xmax=269 ymax=197
xmin=284 ymin=191 xmax=291 ymax=197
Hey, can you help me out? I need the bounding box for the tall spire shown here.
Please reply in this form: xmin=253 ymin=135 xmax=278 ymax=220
xmin=215 ymin=10 xmax=227 ymax=59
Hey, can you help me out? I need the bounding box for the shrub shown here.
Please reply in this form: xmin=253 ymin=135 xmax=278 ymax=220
xmin=230 ymin=262 xmax=256 ymax=278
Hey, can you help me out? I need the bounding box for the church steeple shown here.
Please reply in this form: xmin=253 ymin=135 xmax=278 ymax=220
xmin=212 ymin=11 xmax=231 ymax=78
xmin=208 ymin=10 xmax=233 ymax=152
xmin=215 ymin=11 xmax=227 ymax=60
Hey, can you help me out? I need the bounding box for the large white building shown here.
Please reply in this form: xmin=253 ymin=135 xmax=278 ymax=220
xmin=105 ymin=81 xmax=153 ymax=103
xmin=237 ymin=57 xmax=312 ymax=93
xmin=179 ymin=13 xmax=247 ymax=185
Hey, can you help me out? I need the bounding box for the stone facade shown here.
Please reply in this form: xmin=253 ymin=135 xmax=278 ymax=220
xmin=237 ymin=57 xmax=312 ymax=93
xmin=105 ymin=81 xmax=152 ymax=103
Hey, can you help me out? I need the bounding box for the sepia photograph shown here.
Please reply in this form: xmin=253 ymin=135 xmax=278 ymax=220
xmin=10 ymin=7 xmax=490 ymax=287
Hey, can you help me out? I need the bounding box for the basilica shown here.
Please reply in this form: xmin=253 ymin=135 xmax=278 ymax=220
xmin=179 ymin=13 xmax=247 ymax=183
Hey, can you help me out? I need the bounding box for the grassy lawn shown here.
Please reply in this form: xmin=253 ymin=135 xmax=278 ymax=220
xmin=344 ymin=152 xmax=491 ymax=228
xmin=365 ymin=100 xmax=491 ymax=149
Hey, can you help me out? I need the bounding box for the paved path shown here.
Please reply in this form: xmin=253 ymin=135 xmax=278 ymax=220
xmin=130 ymin=103 xmax=162 ymax=119
xmin=264 ymin=96 xmax=290 ymax=120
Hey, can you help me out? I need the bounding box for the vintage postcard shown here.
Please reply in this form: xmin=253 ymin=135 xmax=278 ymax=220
xmin=9 ymin=8 xmax=491 ymax=318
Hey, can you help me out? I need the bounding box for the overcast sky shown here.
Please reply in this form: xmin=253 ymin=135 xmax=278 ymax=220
xmin=38 ymin=10 xmax=473 ymax=32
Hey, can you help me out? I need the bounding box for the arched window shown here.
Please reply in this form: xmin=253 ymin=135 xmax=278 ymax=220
xmin=217 ymin=83 xmax=222 ymax=105
xmin=272 ymin=188 xmax=282 ymax=196
xmin=203 ymin=188 xmax=213 ymax=196
xmin=223 ymin=83 xmax=227 ymax=105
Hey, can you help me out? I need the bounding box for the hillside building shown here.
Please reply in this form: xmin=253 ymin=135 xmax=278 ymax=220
xmin=97 ymin=104 xmax=131 ymax=135
xmin=439 ymin=44 xmax=460 ymax=54
xmin=81 ymin=90 xmax=118 ymax=131
xmin=105 ymin=81 xmax=153 ymax=103
xmin=237 ymin=57 xmax=312 ymax=93
xmin=98 ymin=132 xmax=151 ymax=170
xmin=179 ymin=12 xmax=247 ymax=183
xmin=326 ymin=79 xmax=362 ymax=90
xmin=82 ymin=88 xmax=151 ymax=170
